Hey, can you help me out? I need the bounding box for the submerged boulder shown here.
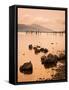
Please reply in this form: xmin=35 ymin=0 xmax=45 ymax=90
xmin=34 ymin=48 xmax=40 ymax=54
xmin=33 ymin=46 xmax=37 ymax=50
xmin=40 ymin=48 xmax=44 ymax=52
xmin=28 ymin=44 xmax=33 ymax=50
xmin=19 ymin=61 xmax=33 ymax=74
xmin=41 ymin=55 xmax=46 ymax=64
xmin=41 ymin=53 xmax=58 ymax=68
xmin=58 ymin=53 xmax=65 ymax=60
xmin=51 ymin=43 xmax=54 ymax=44
xmin=29 ymin=44 xmax=48 ymax=54
xmin=43 ymin=48 xmax=48 ymax=53
xmin=36 ymin=45 xmax=40 ymax=48
xmin=40 ymin=48 xmax=48 ymax=53
xmin=45 ymin=54 xmax=58 ymax=63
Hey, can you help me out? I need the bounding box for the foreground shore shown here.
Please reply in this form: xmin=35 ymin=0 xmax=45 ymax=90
xmin=19 ymin=44 xmax=65 ymax=81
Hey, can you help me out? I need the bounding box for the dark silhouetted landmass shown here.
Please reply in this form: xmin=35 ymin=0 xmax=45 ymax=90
xmin=18 ymin=24 xmax=65 ymax=33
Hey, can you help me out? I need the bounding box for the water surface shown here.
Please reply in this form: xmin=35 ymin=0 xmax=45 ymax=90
xmin=17 ymin=32 xmax=65 ymax=82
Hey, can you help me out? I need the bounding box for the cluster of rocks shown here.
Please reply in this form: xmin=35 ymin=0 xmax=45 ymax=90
xmin=29 ymin=44 xmax=48 ymax=54
xmin=41 ymin=53 xmax=65 ymax=68
xmin=19 ymin=44 xmax=65 ymax=74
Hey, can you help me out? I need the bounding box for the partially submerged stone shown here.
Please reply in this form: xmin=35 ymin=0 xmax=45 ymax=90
xmin=28 ymin=44 xmax=33 ymax=50
xmin=41 ymin=53 xmax=58 ymax=68
xmin=40 ymin=48 xmax=48 ymax=53
xmin=58 ymin=53 xmax=65 ymax=60
xmin=34 ymin=48 xmax=40 ymax=54
xmin=29 ymin=44 xmax=48 ymax=54
xmin=19 ymin=61 xmax=33 ymax=74
xmin=33 ymin=46 xmax=37 ymax=50
xmin=45 ymin=54 xmax=57 ymax=63
xmin=43 ymin=48 xmax=48 ymax=53
xmin=41 ymin=55 xmax=46 ymax=64
xmin=51 ymin=43 xmax=54 ymax=44
xmin=40 ymin=48 xmax=44 ymax=52
xmin=36 ymin=45 xmax=40 ymax=48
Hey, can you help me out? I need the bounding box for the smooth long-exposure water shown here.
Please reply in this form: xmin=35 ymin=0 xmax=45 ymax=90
xmin=17 ymin=32 xmax=65 ymax=82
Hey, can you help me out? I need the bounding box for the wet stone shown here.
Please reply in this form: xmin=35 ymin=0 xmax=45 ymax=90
xmin=28 ymin=44 xmax=33 ymax=50
xmin=19 ymin=61 xmax=33 ymax=74
xmin=58 ymin=53 xmax=65 ymax=60
xmin=41 ymin=55 xmax=46 ymax=64
xmin=41 ymin=53 xmax=58 ymax=68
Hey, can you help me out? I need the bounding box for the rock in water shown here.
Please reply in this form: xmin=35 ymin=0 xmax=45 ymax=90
xmin=40 ymin=48 xmax=44 ymax=52
xmin=41 ymin=53 xmax=58 ymax=68
xmin=41 ymin=55 xmax=46 ymax=64
xmin=33 ymin=45 xmax=48 ymax=54
xmin=43 ymin=48 xmax=48 ymax=53
xmin=33 ymin=46 xmax=37 ymax=50
xmin=51 ymin=43 xmax=54 ymax=44
xmin=19 ymin=61 xmax=33 ymax=74
xmin=36 ymin=45 xmax=40 ymax=48
xmin=40 ymin=48 xmax=48 ymax=53
xmin=28 ymin=44 xmax=33 ymax=50
xmin=34 ymin=48 xmax=40 ymax=54
xmin=58 ymin=53 xmax=65 ymax=60
xmin=46 ymin=54 xmax=57 ymax=63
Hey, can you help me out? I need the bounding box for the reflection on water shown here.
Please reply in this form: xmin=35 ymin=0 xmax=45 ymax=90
xmin=17 ymin=32 xmax=65 ymax=82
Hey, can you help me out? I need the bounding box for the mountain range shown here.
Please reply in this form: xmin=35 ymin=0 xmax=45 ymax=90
xmin=18 ymin=24 xmax=65 ymax=33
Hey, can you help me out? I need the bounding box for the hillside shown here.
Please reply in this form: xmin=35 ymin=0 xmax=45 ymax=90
xmin=18 ymin=24 xmax=65 ymax=33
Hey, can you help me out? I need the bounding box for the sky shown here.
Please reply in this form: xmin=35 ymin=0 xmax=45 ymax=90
xmin=18 ymin=8 xmax=65 ymax=31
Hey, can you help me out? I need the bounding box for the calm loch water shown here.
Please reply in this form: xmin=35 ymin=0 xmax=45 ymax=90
xmin=17 ymin=32 xmax=65 ymax=82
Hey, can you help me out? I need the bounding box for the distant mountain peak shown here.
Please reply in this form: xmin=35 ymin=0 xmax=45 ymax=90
xmin=18 ymin=24 xmax=64 ymax=33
